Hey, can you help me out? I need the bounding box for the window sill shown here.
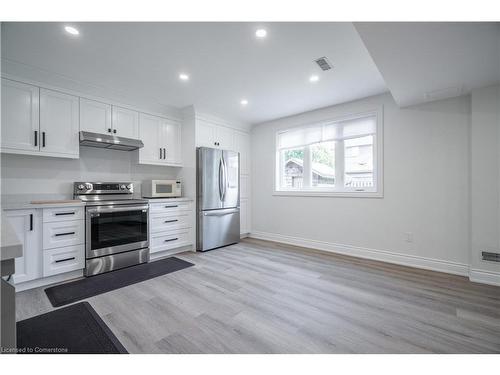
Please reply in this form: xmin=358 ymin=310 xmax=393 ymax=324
xmin=272 ymin=190 xmax=383 ymax=198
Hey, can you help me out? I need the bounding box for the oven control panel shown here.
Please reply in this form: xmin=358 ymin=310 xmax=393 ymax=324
xmin=74 ymin=182 xmax=134 ymax=195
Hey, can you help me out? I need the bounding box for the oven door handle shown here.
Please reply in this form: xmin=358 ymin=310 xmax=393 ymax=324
xmin=87 ymin=205 xmax=149 ymax=215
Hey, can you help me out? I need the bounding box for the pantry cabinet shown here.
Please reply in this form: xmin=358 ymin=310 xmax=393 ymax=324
xmin=1 ymin=79 xmax=39 ymax=153
xmin=138 ymin=113 xmax=182 ymax=166
xmin=5 ymin=209 xmax=42 ymax=284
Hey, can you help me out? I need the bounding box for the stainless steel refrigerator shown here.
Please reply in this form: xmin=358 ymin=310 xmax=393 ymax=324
xmin=196 ymin=147 xmax=240 ymax=251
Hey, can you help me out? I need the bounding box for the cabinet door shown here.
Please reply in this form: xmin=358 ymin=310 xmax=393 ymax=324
xmin=196 ymin=120 xmax=217 ymax=148
xmin=1 ymin=79 xmax=39 ymax=152
xmin=112 ymin=106 xmax=139 ymax=139
xmin=240 ymin=199 xmax=248 ymax=235
xmin=80 ymin=98 xmax=112 ymax=134
xmin=233 ymin=131 xmax=249 ymax=175
xmin=40 ymin=89 xmax=79 ymax=157
xmin=5 ymin=210 xmax=41 ymax=284
xmin=163 ymin=121 xmax=182 ymax=164
xmin=216 ymin=126 xmax=234 ymax=150
xmin=138 ymin=113 xmax=161 ymax=163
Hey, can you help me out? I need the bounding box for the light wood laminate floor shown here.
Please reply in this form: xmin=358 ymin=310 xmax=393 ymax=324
xmin=16 ymin=238 xmax=500 ymax=353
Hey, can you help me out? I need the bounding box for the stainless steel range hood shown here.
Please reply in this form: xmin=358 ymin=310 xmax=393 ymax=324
xmin=79 ymin=131 xmax=144 ymax=151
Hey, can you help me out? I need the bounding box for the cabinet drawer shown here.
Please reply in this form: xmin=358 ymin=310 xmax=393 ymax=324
xmin=43 ymin=206 xmax=84 ymax=222
xmin=149 ymin=201 xmax=192 ymax=215
xmin=43 ymin=220 xmax=84 ymax=249
xmin=150 ymin=211 xmax=191 ymax=233
xmin=150 ymin=228 xmax=192 ymax=254
xmin=43 ymin=244 xmax=85 ymax=277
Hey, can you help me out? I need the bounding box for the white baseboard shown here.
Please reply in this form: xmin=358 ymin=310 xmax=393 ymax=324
xmin=249 ymin=231 xmax=469 ymax=277
xmin=15 ymin=270 xmax=83 ymax=292
xmin=469 ymin=269 xmax=500 ymax=286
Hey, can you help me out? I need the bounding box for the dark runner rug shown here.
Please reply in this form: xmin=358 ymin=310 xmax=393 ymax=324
xmin=16 ymin=302 xmax=127 ymax=354
xmin=45 ymin=257 xmax=194 ymax=307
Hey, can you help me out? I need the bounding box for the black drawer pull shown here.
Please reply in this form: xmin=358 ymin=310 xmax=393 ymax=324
xmin=164 ymin=205 xmax=178 ymax=208
xmin=55 ymin=212 xmax=76 ymax=216
xmin=34 ymin=130 xmax=38 ymax=147
xmin=42 ymin=132 xmax=46 ymax=147
xmin=164 ymin=237 xmax=178 ymax=242
xmin=164 ymin=219 xmax=178 ymax=223
xmin=55 ymin=231 xmax=75 ymax=237
xmin=30 ymin=214 xmax=33 ymax=231
xmin=55 ymin=257 xmax=75 ymax=263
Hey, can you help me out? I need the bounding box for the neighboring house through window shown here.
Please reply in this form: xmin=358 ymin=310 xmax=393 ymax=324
xmin=275 ymin=110 xmax=383 ymax=197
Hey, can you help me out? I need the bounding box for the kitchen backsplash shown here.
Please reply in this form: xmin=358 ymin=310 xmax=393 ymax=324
xmin=0 ymin=147 xmax=182 ymax=198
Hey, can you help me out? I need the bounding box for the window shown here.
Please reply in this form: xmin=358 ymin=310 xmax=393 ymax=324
xmin=275 ymin=111 xmax=381 ymax=196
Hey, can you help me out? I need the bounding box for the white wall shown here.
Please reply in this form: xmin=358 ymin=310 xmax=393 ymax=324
xmin=0 ymin=147 xmax=181 ymax=199
xmin=470 ymin=84 xmax=500 ymax=284
xmin=251 ymin=93 xmax=471 ymax=273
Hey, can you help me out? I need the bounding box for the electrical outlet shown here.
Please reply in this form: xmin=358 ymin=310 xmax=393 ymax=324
xmin=404 ymin=232 xmax=414 ymax=243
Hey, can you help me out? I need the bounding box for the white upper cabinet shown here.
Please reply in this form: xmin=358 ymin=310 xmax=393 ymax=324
xmin=216 ymin=126 xmax=234 ymax=150
xmin=1 ymin=78 xmax=39 ymax=152
xmin=195 ymin=119 xmax=235 ymax=150
xmin=233 ymin=130 xmax=250 ymax=175
xmin=111 ymin=106 xmax=139 ymax=139
xmin=138 ymin=113 xmax=182 ymax=166
xmin=80 ymin=98 xmax=112 ymax=135
xmin=39 ymin=89 xmax=79 ymax=158
xmin=164 ymin=121 xmax=182 ymax=164
xmin=139 ymin=113 xmax=161 ymax=164
xmin=196 ymin=120 xmax=217 ymax=148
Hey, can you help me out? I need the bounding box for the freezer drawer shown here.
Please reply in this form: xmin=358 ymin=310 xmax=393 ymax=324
xmin=197 ymin=208 xmax=240 ymax=251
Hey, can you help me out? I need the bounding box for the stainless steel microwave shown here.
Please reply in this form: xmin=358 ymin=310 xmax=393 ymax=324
xmin=142 ymin=180 xmax=182 ymax=198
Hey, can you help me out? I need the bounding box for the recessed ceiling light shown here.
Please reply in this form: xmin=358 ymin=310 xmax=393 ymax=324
xmin=179 ymin=73 xmax=189 ymax=81
xmin=255 ymin=29 xmax=267 ymax=38
xmin=240 ymin=99 xmax=249 ymax=106
xmin=64 ymin=26 xmax=79 ymax=35
xmin=309 ymin=75 xmax=319 ymax=83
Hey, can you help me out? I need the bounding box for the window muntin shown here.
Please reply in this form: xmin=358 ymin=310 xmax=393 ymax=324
xmin=276 ymin=113 xmax=379 ymax=194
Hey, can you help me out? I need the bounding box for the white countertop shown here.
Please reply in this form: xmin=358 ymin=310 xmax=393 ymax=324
xmin=1 ymin=213 xmax=23 ymax=261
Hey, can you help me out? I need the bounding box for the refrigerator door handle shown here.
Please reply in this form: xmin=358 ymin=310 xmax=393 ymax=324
xmin=218 ymin=157 xmax=224 ymax=201
xmin=221 ymin=156 xmax=228 ymax=201
xmin=203 ymin=208 xmax=239 ymax=216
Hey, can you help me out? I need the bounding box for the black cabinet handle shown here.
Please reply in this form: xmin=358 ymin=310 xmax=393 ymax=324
xmin=159 ymin=148 xmax=162 ymax=159
xmin=34 ymin=131 xmax=38 ymax=147
xmin=55 ymin=257 xmax=75 ymax=263
xmin=113 ymin=129 xmax=117 ymax=134
xmin=164 ymin=219 xmax=178 ymax=223
xmin=42 ymin=132 xmax=46 ymax=147
xmin=108 ymin=128 xmax=112 ymax=133
xmin=163 ymin=148 xmax=166 ymax=159
xmin=164 ymin=205 xmax=178 ymax=208
xmin=30 ymin=214 xmax=33 ymax=231
xmin=55 ymin=232 xmax=75 ymax=237
xmin=55 ymin=212 xmax=75 ymax=216
xmin=164 ymin=238 xmax=178 ymax=242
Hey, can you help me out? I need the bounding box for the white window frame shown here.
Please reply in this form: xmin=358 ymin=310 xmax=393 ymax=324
xmin=273 ymin=107 xmax=384 ymax=198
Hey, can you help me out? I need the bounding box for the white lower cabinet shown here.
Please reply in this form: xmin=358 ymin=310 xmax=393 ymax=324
xmin=4 ymin=205 xmax=86 ymax=289
xmin=148 ymin=199 xmax=194 ymax=257
xmin=42 ymin=220 xmax=85 ymax=250
xmin=240 ymin=199 xmax=250 ymax=235
xmin=5 ymin=209 xmax=42 ymax=284
xmin=43 ymin=245 xmax=85 ymax=277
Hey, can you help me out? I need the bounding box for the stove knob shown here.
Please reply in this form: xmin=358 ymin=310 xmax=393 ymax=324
xmin=120 ymin=184 xmax=126 ymax=190
xmin=127 ymin=184 xmax=132 ymax=190
xmin=78 ymin=184 xmax=85 ymax=190
xmin=85 ymin=183 xmax=92 ymax=190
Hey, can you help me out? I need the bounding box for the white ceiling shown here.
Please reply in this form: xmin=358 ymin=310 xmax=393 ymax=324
xmin=1 ymin=22 xmax=388 ymax=125
xmin=354 ymin=22 xmax=500 ymax=107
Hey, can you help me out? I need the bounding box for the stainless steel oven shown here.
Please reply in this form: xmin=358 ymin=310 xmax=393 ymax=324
xmin=75 ymin=182 xmax=150 ymax=276
xmin=86 ymin=203 xmax=149 ymax=259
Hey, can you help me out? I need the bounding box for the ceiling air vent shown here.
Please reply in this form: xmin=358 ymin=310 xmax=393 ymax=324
xmin=314 ymin=56 xmax=333 ymax=71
